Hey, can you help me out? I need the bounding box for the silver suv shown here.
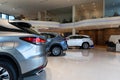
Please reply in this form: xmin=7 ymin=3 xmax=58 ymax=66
xmin=0 ymin=20 xmax=47 ymax=80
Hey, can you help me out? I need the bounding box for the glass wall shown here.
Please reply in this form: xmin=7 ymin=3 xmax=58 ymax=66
xmin=105 ymin=0 xmax=120 ymax=17
xmin=0 ymin=13 xmax=15 ymax=20
xmin=9 ymin=16 xmax=15 ymax=20
xmin=2 ymin=14 xmax=9 ymax=19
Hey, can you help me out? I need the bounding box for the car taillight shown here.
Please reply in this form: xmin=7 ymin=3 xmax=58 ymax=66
xmin=20 ymin=37 xmax=46 ymax=44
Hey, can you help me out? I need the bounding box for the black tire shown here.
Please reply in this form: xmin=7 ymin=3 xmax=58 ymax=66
xmin=51 ymin=46 xmax=62 ymax=56
xmin=82 ymin=42 xmax=89 ymax=49
xmin=0 ymin=60 xmax=17 ymax=80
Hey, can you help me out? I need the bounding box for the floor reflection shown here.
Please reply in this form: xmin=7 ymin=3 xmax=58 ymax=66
xmin=24 ymin=70 xmax=46 ymax=80
xmin=24 ymin=48 xmax=120 ymax=80
xmin=63 ymin=49 xmax=94 ymax=62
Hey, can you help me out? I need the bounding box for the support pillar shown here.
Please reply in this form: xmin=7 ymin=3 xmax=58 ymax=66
xmin=72 ymin=28 xmax=76 ymax=35
xmin=72 ymin=5 xmax=76 ymax=35
xmin=72 ymin=5 xmax=76 ymax=23
xmin=103 ymin=0 xmax=105 ymax=17
xmin=37 ymin=12 xmax=41 ymax=20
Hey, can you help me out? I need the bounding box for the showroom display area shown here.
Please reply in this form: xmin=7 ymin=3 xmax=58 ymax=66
xmin=24 ymin=47 xmax=120 ymax=80
xmin=13 ymin=16 xmax=120 ymax=46
xmin=0 ymin=0 xmax=120 ymax=80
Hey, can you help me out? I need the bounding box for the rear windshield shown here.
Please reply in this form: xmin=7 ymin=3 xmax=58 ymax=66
xmin=9 ymin=22 xmax=39 ymax=34
xmin=40 ymin=33 xmax=56 ymax=38
xmin=0 ymin=25 xmax=23 ymax=32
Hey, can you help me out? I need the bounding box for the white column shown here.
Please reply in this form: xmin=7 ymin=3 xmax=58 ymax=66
xmin=37 ymin=12 xmax=41 ymax=20
xmin=72 ymin=28 xmax=76 ymax=35
xmin=44 ymin=10 xmax=47 ymax=20
xmin=72 ymin=5 xmax=76 ymax=23
xmin=72 ymin=5 xmax=76 ymax=35
xmin=103 ymin=0 xmax=105 ymax=17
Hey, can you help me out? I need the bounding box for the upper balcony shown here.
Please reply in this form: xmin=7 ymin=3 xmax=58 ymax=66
xmin=15 ymin=17 xmax=120 ymax=32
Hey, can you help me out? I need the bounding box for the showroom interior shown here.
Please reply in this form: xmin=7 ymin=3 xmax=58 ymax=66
xmin=0 ymin=0 xmax=120 ymax=80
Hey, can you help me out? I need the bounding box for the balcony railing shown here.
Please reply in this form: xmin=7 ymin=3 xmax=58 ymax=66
xmin=14 ymin=17 xmax=120 ymax=29
xmin=60 ymin=17 xmax=120 ymax=28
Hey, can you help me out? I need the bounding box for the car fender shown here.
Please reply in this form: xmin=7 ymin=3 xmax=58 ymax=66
xmin=0 ymin=52 xmax=22 ymax=77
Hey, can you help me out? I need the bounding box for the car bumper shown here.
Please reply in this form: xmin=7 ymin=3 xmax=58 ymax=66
xmin=90 ymin=45 xmax=94 ymax=48
xmin=20 ymin=55 xmax=48 ymax=75
xmin=22 ymin=58 xmax=47 ymax=77
xmin=61 ymin=41 xmax=68 ymax=50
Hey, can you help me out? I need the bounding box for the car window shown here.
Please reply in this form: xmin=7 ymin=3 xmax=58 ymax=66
xmin=40 ymin=33 xmax=47 ymax=38
xmin=69 ymin=36 xmax=74 ymax=39
xmin=69 ymin=35 xmax=89 ymax=39
xmin=41 ymin=33 xmax=55 ymax=38
xmin=77 ymin=36 xmax=88 ymax=39
xmin=0 ymin=25 xmax=24 ymax=32
xmin=81 ymin=36 xmax=89 ymax=38
xmin=76 ymin=36 xmax=81 ymax=39
xmin=9 ymin=22 xmax=39 ymax=34
xmin=118 ymin=39 xmax=120 ymax=43
xmin=47 ymin=34 xmax=55 ymax=38
xmin=70 ymin=36 xmax=78 ymax=39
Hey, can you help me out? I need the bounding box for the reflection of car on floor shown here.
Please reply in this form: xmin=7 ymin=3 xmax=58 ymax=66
xmin=0 ymin=20 xmax=47 ymax=80
xmin=40 ymin=32 xmax=68 ymax=56
xmin=66 ymin=35 xmax=94 ymax=49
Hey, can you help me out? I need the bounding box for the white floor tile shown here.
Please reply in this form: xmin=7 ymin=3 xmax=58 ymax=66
xmin=24 ymin=47 xmax=120 ymax=80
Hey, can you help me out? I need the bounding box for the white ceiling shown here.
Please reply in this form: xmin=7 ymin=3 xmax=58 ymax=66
xmin=0 ymin=0 xmax=103 ymax=19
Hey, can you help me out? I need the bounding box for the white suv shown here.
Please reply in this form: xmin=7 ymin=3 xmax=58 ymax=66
xmin=66 ymin=35 xmax=94 ymax=49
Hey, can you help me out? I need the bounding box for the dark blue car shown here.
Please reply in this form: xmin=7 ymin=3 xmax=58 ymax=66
xmin=40 ymin=32 xmax=68 ymax=56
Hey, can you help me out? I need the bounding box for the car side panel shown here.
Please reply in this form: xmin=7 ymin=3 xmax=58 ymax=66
xmin=76 ymin=39 xmax=83 ymax=46
xmin=67 ymin=39 xmax=76 ymax=46
xmin=82 ymin=38 xmax=94 ymax=47
xmin=0 ymin=35 xmax=47 ymax=74
xmin=46 ymin=36 xmax=68 ymax=51
xmin=67 ymin=39 xmax=83 ymax=46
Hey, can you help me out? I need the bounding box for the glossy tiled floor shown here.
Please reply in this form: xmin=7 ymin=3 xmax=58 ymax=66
xmin=24 ymin=47 xmax=120 ymax=80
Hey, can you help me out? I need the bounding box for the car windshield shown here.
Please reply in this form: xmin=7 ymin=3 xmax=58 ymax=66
xmin=9 ymin=22 xmax=39 ymax=35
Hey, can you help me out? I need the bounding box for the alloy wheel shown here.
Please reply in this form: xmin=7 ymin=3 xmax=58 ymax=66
xmin=0 ymin=67 xmax=10 ymax=80
xmin=52 ymin=47 xmax=61 ymax=56
xmin=83 ymin=43 xmax=89 ymax=49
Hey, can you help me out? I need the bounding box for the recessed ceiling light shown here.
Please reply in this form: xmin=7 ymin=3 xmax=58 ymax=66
xmin=92 ymin=2 xmax=96 ymax=5
xmin=81 ymin=5 xmax=84 ymax=7
xmin=12 ymin=8 xmax=15 ymax=10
